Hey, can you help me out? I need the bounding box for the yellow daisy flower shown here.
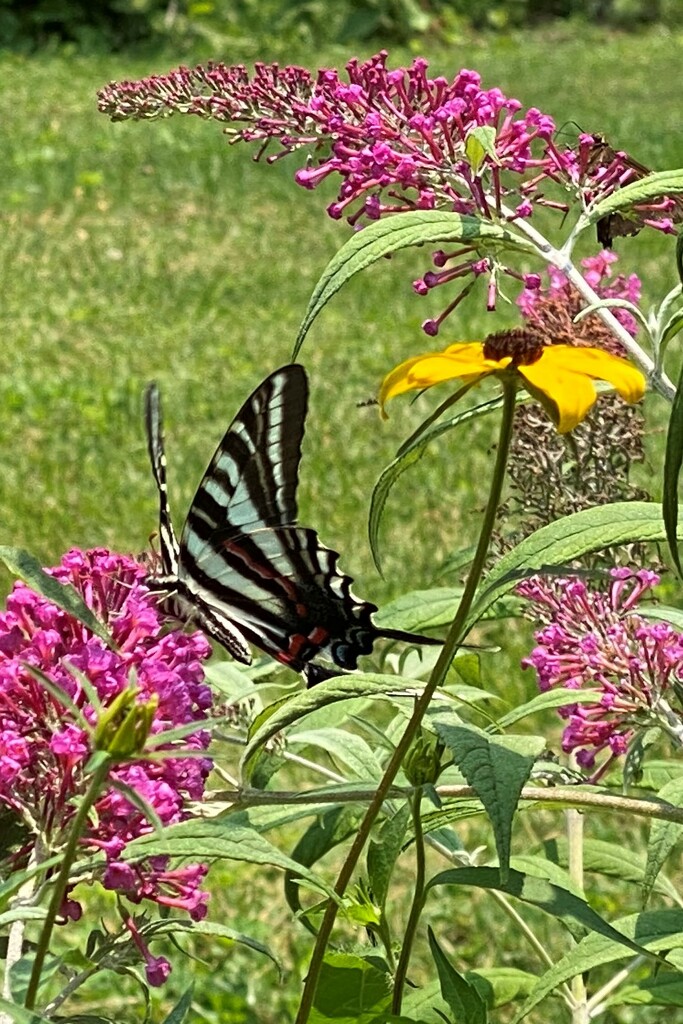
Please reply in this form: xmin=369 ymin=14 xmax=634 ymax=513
xmin=380 ymin=328 xmax=646 ymax=434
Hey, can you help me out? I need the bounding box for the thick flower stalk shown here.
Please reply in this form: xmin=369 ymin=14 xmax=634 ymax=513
xmin=0 ymin=548 xmax=214 ymax=984
xmin=518 ymin=570 xmax=683 ymax=774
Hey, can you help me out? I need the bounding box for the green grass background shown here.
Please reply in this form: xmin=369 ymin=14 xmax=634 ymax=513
xmin=2 ymin=25 xmax=683 ymax=1023
xmin=1 ymin=28 xmax=681 ymax=600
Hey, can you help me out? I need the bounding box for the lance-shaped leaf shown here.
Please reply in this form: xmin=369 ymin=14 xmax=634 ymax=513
xmin=431 ymin=715 xmax=544 ymax=879
xmin=242 ymin=674 xmax=428 ymax=784
xmin=642 ymin=776 xmax=683 ymax=906
xmin=369 ymin=396 xmax=504 ymax=573
xmin=428 ymin=928 xmax=488 ymax=1024
xmin=161 ymin=986 xmax=194 ymax=1024
xmin=122 ymin=817 xmax=333 ymax=896
xmin=465 ymin=501 xmax=673 ymax=632
xmin=0 ymin=546 xmax=113 ymax=647
xmin=367 ymin=802 xmax=411 ymax=911
xmin=513 ymin=908 xmax=683 ymax=1022
xmin=663 ymin=360 xmax=683 ymax=576
xmin=580 ymin=168 xmax=683 ymax=230
xmin=425 ymin=867 xmax=658 ymax=964
xmin=310 ymin=953 xmax=392 ymax=1023
xmin=293 ymin=211 xmax=537 ymax=356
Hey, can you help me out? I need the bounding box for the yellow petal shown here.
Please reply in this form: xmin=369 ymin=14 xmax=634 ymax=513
xmin=540 ymin=345 xmax=646 ymax=404
xmin=520 ymin=362 xmax=599 ymax=433
xmin=379 ymin=342 xmax=502 ymax=415
xmin=379 ymin=352 xmax=441 ymax=412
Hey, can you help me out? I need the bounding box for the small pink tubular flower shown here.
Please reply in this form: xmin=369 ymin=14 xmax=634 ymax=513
xmin=518 ymin=570 xmax=683 ymax=771
xmin=0 ymin=548 xmax=213 ymax=949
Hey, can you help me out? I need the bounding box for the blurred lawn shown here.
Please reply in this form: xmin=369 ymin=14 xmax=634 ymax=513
xmin=2 ymin=25 xmax=682 ymax=1024
xmin=1 ymin=28 xmax=681 ymax=603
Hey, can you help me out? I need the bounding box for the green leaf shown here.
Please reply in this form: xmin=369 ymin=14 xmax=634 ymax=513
xmin=584 ymin=168 xmax=683 ymax=225
xmin=431 ymin=716 xmax=544 ymax=878
xmin=293 ymin=211 xmax=537 ymax=357
xmin=640 ymin=604 xmax=683 ymax=630
xmin=285 ymin=805 xmax=362 ymax=932
xmin=309 ymin=953 xmax=391 ymax=1023
xmin=465 ymin=967 xmax=537 ymax=1009
xmin=369 ymin=397 xmax=503 ymax=573
xmin=661 ymin=307 xmax=683 ymax=350
xmin=288 ymin=727 xmax=383 ymax=780
xmin=183 ymin=921 xmax=281 ymax=973
xmin=663 ymin=360 xmax=683 ymax=576
xmin=604 ymin=972 xmax=683 ymax=1008
xmin=122 ymin=818 xmax=332 ymax=895
xmin=466 ymin=126 xmax=499 ymax=174
xmin=0 ymin=546 xmax=113 ymax=647
xmin=367 ymin=802 xmax=411 ymax=910
xmin=496 ymin=687 xmax=601 ymax=730
xmin=643 ymin=776 xmax=683 ymax=905
xmin=545 ymin=836 xmax=681 ymax=901
xmin=467 ymin=502 xmax=673 ymax=631
xmin=373 ymin=588 xmax=464 ymax=632
xmin=401 ymin=979 xmax=456 ymax=1022
xmin=0 ymin=1000 xmax=51 ymax=1024
xmin=428 ymin=928 xmax=488 ymax=1024
xmin=513 ymin=908 xmax=683 ymax=1022
xmin=160 ymin=986 xmax=194 ymax=1024
xmin=242 ymin=674 xmax=428 ymax=783
xmin=426 ymin=867 xmax=655 ymax=962
xmin=677 ymin=231 xmax=683 ymax=287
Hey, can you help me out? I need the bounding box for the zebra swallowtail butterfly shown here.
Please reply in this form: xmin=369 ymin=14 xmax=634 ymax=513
xmin=145 ymin=364 xmax=440 ymax=685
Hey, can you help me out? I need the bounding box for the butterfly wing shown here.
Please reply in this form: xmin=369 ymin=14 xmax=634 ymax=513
xmin=187 ymin=522 xmax=378 ymax=674
xmin=182 ymin=364 xmax=306 ymax=546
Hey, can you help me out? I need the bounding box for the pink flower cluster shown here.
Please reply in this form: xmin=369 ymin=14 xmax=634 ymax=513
xmin=518 ymin=570 xmax=683 ymax=774
xmin=517 ymin=250 xmax=642 ymax=341
xmin=0 ymin=548 xmax=214 ymax=983
xmin=98 ymin=53 xmax=561 ymax=228
xmin=98 ymin=53 xmax=571 ymax=333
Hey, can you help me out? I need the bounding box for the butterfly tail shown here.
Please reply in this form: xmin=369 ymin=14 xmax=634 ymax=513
xmin=375 ymin=627 xmax=443 ymax=647
xmin=144 ymin=382 xmax=181 ymax=575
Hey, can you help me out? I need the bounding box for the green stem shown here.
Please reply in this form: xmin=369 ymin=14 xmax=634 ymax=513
xmin=294 ymin=381 xmax=517 ymax=1024
xmin=24 ymin=756 xmax=112 ymax=1012
xmin=567 ymin=807 xmax=588 ymax=1024
xmin=392 ymin=788 xmax=426 ymax=1014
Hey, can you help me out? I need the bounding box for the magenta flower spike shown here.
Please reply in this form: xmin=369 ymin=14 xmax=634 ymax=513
xmin=0 ymin=548 xmax=214 ymax=978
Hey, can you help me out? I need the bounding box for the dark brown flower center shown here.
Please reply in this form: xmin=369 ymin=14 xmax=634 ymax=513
xmin=483 ymin=327 xmax=545 ymax=366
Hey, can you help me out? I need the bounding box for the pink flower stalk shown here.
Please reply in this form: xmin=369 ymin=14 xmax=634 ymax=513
xmin=98 ymin=53 xmax=573 ymax=332
xmin=0 ymin=548 xmax=213 ymax=960
xmin=518 ymin=570 xmax=683 ymax=773
xmin=517 ymin=251 xmax=641 ymax=344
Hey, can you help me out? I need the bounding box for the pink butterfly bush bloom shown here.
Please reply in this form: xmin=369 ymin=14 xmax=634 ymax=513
xmin=517 ymin=250 xmax=641 ymax=342
xmin=0 ymin=548 xmax=214 ymax=984
xmin=97 ymin=53 xmax=573 ymax=334
xmin=518 ymin=569 xmax=683 ymax=775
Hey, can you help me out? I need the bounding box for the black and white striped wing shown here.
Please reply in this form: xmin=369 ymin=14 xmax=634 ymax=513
xmin=177 ymin=365 xmax=378 ymax=673
xmin=184 ymin=364 xmax=306 ymax=543
xmin=146 ymin=365 xmax=439 ymax=681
